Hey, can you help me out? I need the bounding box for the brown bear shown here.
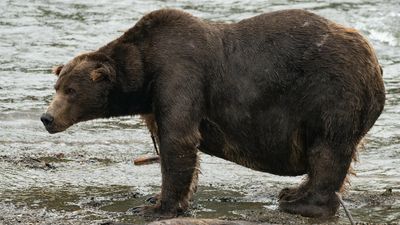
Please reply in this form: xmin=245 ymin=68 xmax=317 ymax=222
xmin=41 ymin=9 xmax=385 ymax=218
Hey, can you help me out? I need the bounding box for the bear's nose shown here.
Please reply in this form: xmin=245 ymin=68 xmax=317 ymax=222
xmin=40 ymin=113 xmax=54 ymax=127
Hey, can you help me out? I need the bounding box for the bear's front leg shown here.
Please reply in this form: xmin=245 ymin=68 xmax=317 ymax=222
xmin=133 ymin=124 xmax=200 ymax=218
xmin=134 ymin=67 xmax=203 ymax=218
xmin=161 ymin=134 xmax=200 ymax=213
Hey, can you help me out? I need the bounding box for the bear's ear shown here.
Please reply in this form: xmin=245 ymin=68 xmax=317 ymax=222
xmin=90 ymin=64 xmax=116 ymax=83
xmin=52 ymin=65 xmax=64 ymax=76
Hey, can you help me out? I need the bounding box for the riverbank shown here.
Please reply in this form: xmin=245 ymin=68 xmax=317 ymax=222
xmin=1 ymin=183 xmax=398 ymax=224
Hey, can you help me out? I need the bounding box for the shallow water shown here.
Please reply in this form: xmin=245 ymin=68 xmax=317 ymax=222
xmin=0 ymin=0 xmax=399 ymax=224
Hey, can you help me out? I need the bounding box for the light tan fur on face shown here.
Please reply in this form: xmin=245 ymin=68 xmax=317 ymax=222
xmin=46 ymin=92 xmax=74 ymax=132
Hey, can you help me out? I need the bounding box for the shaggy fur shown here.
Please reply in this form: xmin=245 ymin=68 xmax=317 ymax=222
xmin=42 ymin=9 xmax=385 ymax=218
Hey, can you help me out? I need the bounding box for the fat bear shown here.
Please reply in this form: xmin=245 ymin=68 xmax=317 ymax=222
xmin=41 ymin=9 xmax=385 ymax=218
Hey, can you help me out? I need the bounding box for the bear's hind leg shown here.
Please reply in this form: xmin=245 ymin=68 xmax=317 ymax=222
xmin=279 ymin=141 xmax=357 ymax=217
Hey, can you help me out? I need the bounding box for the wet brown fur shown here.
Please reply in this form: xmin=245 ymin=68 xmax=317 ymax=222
xmin=43 ymin=9 xmax=385 ymax=218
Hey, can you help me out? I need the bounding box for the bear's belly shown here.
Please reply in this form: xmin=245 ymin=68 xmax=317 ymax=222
xmin=198 ymin=118 xmax=308 ymax=176
xmin=219 ymin=140 xmax=307 ymax=176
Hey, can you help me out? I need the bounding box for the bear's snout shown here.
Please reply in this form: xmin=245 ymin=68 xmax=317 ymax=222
xmin=40 ymin=113 xmax=55 ymax=131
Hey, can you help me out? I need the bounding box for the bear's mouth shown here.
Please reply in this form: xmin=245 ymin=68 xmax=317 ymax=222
xmin=44 ymin=124 xmax=69 ymax=134
xmin=45 ymin=126 xmax=65 ymax=134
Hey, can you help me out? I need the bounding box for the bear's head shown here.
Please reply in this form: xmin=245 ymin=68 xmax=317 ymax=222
xmin=41 ymin=53 xmax=117 ymax=133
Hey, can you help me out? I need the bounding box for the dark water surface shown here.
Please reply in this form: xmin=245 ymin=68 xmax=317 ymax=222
xmin=0 ymin=0 xmax=399 ymax=224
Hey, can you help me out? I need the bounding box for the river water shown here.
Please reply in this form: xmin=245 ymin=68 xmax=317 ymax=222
xmin=0 ymin=0 xmax=399 ymax=224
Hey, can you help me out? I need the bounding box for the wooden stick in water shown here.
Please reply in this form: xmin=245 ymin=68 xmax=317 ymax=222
xmin=335 ymin=192 xmax=355 ymax=225
xmin=133 ymin=155 xmax=160 ymax=166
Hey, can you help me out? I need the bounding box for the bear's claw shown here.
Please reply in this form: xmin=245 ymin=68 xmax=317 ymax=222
xmin=279 ymin=191 xmax=339 ymax=218
xmin=279 ymin=187 xmax=304 ymax=202
xmin=146 ymin=193 xmax=160 ymax=205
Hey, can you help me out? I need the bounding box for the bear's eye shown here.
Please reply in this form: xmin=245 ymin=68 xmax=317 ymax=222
xmin=64 ymin=88 xmax=76 ymax=96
